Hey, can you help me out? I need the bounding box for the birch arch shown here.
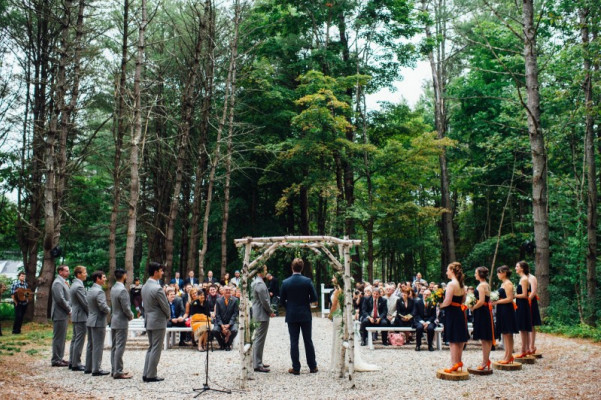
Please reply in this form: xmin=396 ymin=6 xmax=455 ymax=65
xmin=233 ymin=236 xmax=361 ymax=388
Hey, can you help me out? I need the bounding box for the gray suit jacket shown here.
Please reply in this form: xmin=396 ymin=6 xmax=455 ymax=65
xmin=86 ymin=283 xmax=110 ymax=328
xmin=51 ymin=276 xmax=72 ymax=321
xmin=252 ymin=277 xmax=271 ymax=322
xmin=69 ymin=278 xmax=89 ymax=323
xmin=110 ymin=282 xmax=134 ymax=329
xmin=141 ymin=278 xmax=170 ymax=330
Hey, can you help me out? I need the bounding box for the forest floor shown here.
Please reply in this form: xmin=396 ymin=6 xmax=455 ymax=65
xmin=0 ymin=318 xmax=600 ymax=399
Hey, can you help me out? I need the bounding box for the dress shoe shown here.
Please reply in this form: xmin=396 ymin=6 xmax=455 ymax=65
xmin=84 ymin=370 xmax=92 ymax=374
xmin=92 ymin=370 xmax=110 ymax=376
xmin=71 ymin=365 xmax=85 ymax=372
xmin=52 ymin=360 xmax=69 ymax=367
xmin=68 ymin=363 xmax=72 ymax=369
xmin=254 ymin=367 xmax=270 ymax=373
xmin=360 ymin=339 xmax=367 ymax=346
xmin=415 ymin=345 xmax=421 ymax=351
xmin=288 ymin=368 xmax=300 ymax=375
xmin=144 ymin=377 xmax=165 ymax=383
xmin=428 ymin=344 xmax=435 ymax=352
xmin=114 ymin=373 xmax=133 ymax=379
xmin=262 ymin=364 xmax=270 ymax=368
xmin=310 ymin=367 xmax=318 ymax=373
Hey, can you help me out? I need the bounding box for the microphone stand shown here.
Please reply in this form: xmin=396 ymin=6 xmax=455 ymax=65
xmin=194 ymin=309 xmax=231 ymax=397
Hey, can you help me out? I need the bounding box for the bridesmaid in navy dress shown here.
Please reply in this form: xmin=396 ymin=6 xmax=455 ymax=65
xmin=528 ymin=272 xmax=541 ymax=354
xmin=492 ymin=265 xmax=518 ymax=364
xmin=514 ymin=261 xmax=532 ymax=359
xmin=470 ymin=267 xmax=494 ymax=371
xmin=440 ymin=262 xmax=469 ymax=373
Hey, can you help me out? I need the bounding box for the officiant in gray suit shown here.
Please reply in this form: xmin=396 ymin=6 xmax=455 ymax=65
xmin=68 ymin=266 xmax=88 ymax=371
xmin=252 ymin=266 xmax=275 ymax=373
xmin=141 ymin=262 xmax=170 ymax=382
xmin=110 ymin=269 xmax=134 ymax=379
xmin=51 ymin=265 xmax=72 ymax=367
xmin=85 ymin=270 xmax=111 ymax=376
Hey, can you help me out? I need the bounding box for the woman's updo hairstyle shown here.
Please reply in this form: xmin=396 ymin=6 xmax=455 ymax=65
xmin=448 ymin=262 xmax=465 ymax=288
xmin=517 ymin=260 xmax=530 ymax=275
xmin=497 ymin=265 xmax=512 ymax=278
xmin=475 ymin=266 xmax=489 ymax=281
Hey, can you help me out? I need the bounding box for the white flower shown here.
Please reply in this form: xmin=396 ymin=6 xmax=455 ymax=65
xmin=490 ymin=291 xmax=500 ymax=302
xmin=465 ymin=293 xmax=477 ymax=307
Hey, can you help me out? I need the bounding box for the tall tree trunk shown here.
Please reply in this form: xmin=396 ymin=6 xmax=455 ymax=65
xmin=164 ymin=8 xmax=206 ymax=285
xmin=580 ymin=6 xmax=597 ymax=327
xmin=422 ymin=0 xmax=456 ymax=278
xmin=187 ymin=0 xmax=214 ymax=275
xmin=109 ymin=0 xmax=129 ymax=285
xmin=199 ymin=0 xmax=239 ymax=280
xmin=523 ymin=0 xmax=549 ymax=316
xmin=125 ymin=0 xmax=147 ymax=282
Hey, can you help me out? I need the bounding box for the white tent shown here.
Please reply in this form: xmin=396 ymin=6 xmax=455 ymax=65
xmin=0 ymin=260 xmax=24 ymax=280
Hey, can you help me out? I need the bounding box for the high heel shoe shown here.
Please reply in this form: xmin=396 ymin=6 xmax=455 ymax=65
xmin=444 ymin=362 xmax=463 ymax=373
xmin=515 ymin=352 xmax=528 ymax=359
xmin=498 ymin=356 xmax=514 ymax=365
xmin=476 ymin=360 xmax=491 ymax=371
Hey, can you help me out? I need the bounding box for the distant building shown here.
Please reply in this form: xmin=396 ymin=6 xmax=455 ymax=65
xmin=0 ymin=260 xmax=24 ymax=280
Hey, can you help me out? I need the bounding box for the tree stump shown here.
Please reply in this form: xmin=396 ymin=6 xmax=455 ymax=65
xmin=492 ymin=361 xmax=522 ymax=371
xmin=514 ymin=355 xmax=536 ymax=364
xmin=531 ymin=353 xmax=542 ymax=359
xmin=468 ymin=367 xmax=493 ymax=376
xmin=436 ymin=369 xmax=470 ymax=380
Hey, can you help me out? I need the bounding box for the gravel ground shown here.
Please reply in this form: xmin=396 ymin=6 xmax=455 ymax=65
xmin=27 ymin=317 xmax=601 ymax=400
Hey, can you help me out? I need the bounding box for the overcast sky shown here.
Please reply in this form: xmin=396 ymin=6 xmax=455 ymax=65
xmin=365 ymin=60 xmax=430 ymax=111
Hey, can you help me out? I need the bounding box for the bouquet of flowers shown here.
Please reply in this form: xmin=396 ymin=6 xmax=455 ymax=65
xmin=464 ymin=293 xmax=477 ymax=308
xmin=427 ymin=288 xmax=445 ymax=305
xmin=490 ymin=291 xmax=500 ymax=302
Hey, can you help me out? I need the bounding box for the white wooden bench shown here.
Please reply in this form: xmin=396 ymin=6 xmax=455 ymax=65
xmin=365 ymin=326 xmax=445 ymax=350
xmin=105 ymin=318 xmax=193 ymax=350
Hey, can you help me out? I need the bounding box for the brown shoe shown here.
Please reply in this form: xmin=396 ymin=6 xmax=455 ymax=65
xmin=262 ymin=364 xmax=270 ymax=368
xmin=254 ymin=367 xmax=270 ymax=373
xmin=114 ymin=373 xmax=133 ymax=379
xmin=288 ymin=368 xmax=300 ymax=375
xmin=310 ymin=367 xmax=318 ymax=373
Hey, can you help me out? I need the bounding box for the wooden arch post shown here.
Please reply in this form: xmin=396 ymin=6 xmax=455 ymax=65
xmin=233 ymin=236 xmax=361 ymax=389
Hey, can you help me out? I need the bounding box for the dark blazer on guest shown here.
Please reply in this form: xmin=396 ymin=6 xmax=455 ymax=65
xmin=184 ymin=277 xmax=198 ymax=286
xmin=280 ymin=273 xmax=317 ymax=323
xmin=412 ymin=297 xmax=436 ymax=327
xmin=204 ymin=276 xmax=217 ymax=284
xmin=396 ymin=298 xmax=415 ymax=319
xmin=215 ymin=296 xmax=239 ymax=328
xmin=360 ymin=296 xmax=388 ymax=321
xmin=268 ymin=277 xmax=280 ymax=297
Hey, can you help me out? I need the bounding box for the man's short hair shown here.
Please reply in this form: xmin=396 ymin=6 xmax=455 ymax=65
xmin=134 ymin=277 xmax=140 ymax=282
xmin=291 ymin=258 xmax=304 ymax=272
xmin=91 ymin=270 xmax=104 ymax=283
xmin=57 ymin=265 xmax=68 ymax=274
xmin=73 ymin=266 xmax=86 ymax=278
xmin=114 ymin=269 xmax=126 ymax=281
xmin=148 ymin=261 xmax=164 ymax=276
xmin=165 ymin=287 xmax=175 ymax=295
xmin=18 ymin=271 xmax=25 ymax=278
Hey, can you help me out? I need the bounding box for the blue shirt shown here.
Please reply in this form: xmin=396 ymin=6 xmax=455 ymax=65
xmin=11 ymin=279 xmax=29 ymax=304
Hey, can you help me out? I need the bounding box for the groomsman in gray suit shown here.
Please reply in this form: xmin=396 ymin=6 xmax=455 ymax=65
xmin=141 ymin=262 xmax=170 ymax=382
xmin=252 ymin=266 xmax=275 ymax=373
xmin=85 ymin=270 xmax=111 ymax=376
xmin=68 ymin=266 xmax=88 ymax=371
xmin=51 ymin=265 xmax=72 ymax=367
xmin=110 ymin=269 xmax=134 ymax=379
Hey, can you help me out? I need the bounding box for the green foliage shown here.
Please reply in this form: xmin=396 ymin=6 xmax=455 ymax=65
xmin=539 ymin=323 xmax=601 ymax=343
xmin=0 ymin=302 xmax=14 ymax=320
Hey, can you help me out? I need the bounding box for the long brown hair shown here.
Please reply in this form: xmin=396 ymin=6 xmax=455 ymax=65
xmin=448 ymin=262 xmax=465 ymax=288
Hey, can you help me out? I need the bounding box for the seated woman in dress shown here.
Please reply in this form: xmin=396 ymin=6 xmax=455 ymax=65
xmin=186 ymin=288 xmax=212 ymax=351
xmin=514 ymin=261 xmax=533 ymax=359
xmin=440 ymin=262 xmax=469 ymax=373
xmin=492 ymin=265 xmax=518 ymax=364
xmin=470 ymin=267 xmax=494 ymax=370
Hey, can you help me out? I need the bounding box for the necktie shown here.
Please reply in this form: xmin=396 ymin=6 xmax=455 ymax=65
xmin=373 ymin=299 xmax=377 ymax=318
xmin=225 ymin=298 xmax=229 ymax=307
xmin=170 ymin=303 xmax=175 ymax=318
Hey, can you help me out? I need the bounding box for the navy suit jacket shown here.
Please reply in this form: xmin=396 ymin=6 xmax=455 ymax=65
xmin=280 ymin=273 xmax=317 ymax=323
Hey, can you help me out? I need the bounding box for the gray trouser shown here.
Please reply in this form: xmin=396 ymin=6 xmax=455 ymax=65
xmin=111 ymin=328 xmax=128 ymax=376
xmin=85 ymin=326 xmax=107 ymax=373
xmin=143 ymin=329 xmax=165 ymax=379
xmin=52 ymin=319 xmax=68 ymax=363
xmin=69 ymin=321 xmax=87 ymax=367
xmin=252 ymin=319 xmax=270 ymax=368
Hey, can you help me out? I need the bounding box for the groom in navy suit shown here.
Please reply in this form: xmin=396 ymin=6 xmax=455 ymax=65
xmin=280 ymin=258 xmax=318 ymax=375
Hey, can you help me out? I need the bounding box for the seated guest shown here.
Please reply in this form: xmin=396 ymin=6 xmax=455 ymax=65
xmin=220 ymin=272 xmax=230 ymax=286
xmin=170 ymin=272 xmax=184 ymax=289
xmin=397 ymin=289 xmax=415 ymax=343
xmin=186 ymin=288 xmax=212 ymax=351
xmin=359 ymin=286 xmax=388 ymax=346
xmin=231 ymin=270 xmax=241 ymax=287
xmin=206 ymin=285 xmax=219 ymax=315
xmin=204 ymin=270 xmax=217 ymax=284
xmin=130 ymin=278 xmax=143 ymax=317
xmin=166 ymin=288 xmax=187 ymax=346
xmin=212 ymin=286 xmax=238 ymax=350
xmin=384 ymin=284 xmax=399 ymax=329
xmin=413 ymin=289 xmax=437 ymax=351
xmin=184 ymin=270 xmax=199 ymax=286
